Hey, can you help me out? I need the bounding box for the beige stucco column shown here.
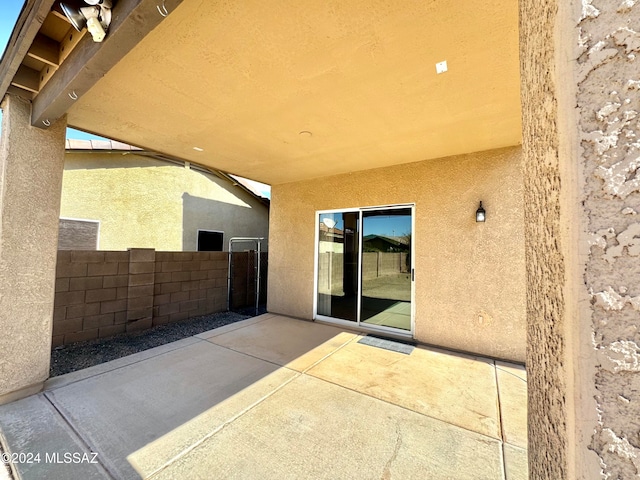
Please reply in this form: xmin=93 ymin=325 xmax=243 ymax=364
xmin=0 ymin=94 xmax=66 ymax=405
xmin=521 ymin=0 xmax=640 ymax=478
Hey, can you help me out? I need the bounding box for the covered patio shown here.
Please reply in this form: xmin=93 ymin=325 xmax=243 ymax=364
xmin=0 ymin=314 xmax=527 ymax=479
xmin=0 ymin=0 xmax=637 ymax=478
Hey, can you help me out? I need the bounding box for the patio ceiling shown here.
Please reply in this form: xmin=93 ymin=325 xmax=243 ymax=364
xmin=3 ymin=0 xmax=521 ymax=185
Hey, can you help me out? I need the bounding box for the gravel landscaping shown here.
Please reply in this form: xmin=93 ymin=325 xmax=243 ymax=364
xmin=50 ymin=307 xmax=266 ymax=377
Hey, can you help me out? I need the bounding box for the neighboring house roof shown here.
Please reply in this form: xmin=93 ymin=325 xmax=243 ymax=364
xmin=64 ymin=139 xmax=270 ymax=207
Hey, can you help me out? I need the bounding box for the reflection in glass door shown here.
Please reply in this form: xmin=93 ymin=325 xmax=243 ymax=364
xmin=315 ymin=206 xmax=413 ymax=334
xmin=316 ymin=211 xmax=359 ymax=322
xmin=361 ymin=208 xmax=412 ymax=331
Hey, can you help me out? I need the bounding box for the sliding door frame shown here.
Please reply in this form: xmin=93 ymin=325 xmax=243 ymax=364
xmin=313 ymin=203 xmax=415 ymax=338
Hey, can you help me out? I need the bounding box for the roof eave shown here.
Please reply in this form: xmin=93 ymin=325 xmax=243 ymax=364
xmin=0 ymin=0 xmax=56 ymax=101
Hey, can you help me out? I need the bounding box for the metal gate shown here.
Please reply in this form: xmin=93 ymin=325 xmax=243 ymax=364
xmin=227 ymin=238 xmax=267 ymax=314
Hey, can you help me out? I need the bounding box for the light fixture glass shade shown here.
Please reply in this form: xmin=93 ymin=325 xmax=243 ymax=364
xmin=476 ymin=201 xmax=486 ymax=222
xmin=60 ymin=2 xmax=88 ymax=31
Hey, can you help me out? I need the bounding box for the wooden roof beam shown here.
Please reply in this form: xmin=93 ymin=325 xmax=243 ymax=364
xmin=11 ymin=65 xmax=40 ymax=93
xmin=0 ymin=0 xmax=58 ymax=100
xmin=31 ymin=0 xmax=184 ymax=129
xmin=27 ymin=33 xmax=60 ymax=66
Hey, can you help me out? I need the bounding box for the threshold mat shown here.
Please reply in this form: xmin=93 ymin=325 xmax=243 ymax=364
xmin=358 ymin=335 xmax=415 ymax=355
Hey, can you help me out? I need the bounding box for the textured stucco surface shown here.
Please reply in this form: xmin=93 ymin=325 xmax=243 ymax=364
xmin=578 ymin=1 xmax=640 ymax=477
xmin=520 ymin=0 xmax=571 ymax=477
xmin=60 ymin=154 xmax=269 ymax=251
xmin=521 ymin=0 xmax=640 ymax=477
xmin=0 ymin=95 xmax=66 ymax=402
xmin=268 ymin=147 xmax=526 ymax=362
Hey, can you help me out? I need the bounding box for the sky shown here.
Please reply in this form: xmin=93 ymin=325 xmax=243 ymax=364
xmin=0 ymin=2 xmax=270 ymax=198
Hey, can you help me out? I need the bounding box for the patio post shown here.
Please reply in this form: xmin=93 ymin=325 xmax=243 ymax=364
xmin=0 ymin=93 xmax=67 ymax=405
xmin=521 ymin=0 xmax=640 ymax=478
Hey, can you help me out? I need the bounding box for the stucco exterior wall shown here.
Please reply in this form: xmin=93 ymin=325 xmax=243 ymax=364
xmin=521 ymin=0 xmax=640 ymax=477
xmin=268 ymin=146 xmax=526 ymax=362
xmin=0 ymin=95 xmax=66 ymax=404
xmin=59 ymin=153 xmax=269 ymax=251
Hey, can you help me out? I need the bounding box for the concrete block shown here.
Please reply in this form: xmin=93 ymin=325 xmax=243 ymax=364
xmin=100 ymin=299 xmax=127 ymax=314
xmin=199 ymin=261 xmax=215 ymax=270
xmin=171 ymin=271 xmax=190 ymax=282
xmin=198 ymin=279 xmax=215 ymax=290
xmin=169 ymin=311 xmax=188 ymax=323
xmin=85 ymin=288 xmax=117 ymax=303
xmin=155 ymin=252 xmax=172 ymax=261
xmin=70 ymin=251 xmax=105 ymax=263
xmin=129 ymin=262 xmax=155 ymax=274
xmin=114 ymin=312 xmax=127 ymax=325
xmin=126 ymin=317 xmax=152 ymax=332
xmin=127 ymin=308 xmax=153 ymax=321
xmin=170 ymin=291 xmax=189 ymax=303
xmin=102 ymin=275 xmax=129 ymax=288
xmin=128 ymin=248 xmax=156 ymax=263
xmin=85 ymin=302 xmax=101 ymax=316
xmin=214 ymin=260 xmax=228 ymax=270
xmin=70 ymin=276 xmax=104 ymax=292
xmin=51 ymin=335 xmax=64 ymax=348
xmin=65 ymin=304 xmax=86 ymax=319
xmin=161 ymin=261 xmax=183 ymax=272
xmin=56 ymin=262 xmax=88 ymax=278
xmin=117 ymin=287 xmax=128 ymax=299
xmin=155 ymin=272 xmax=172 ymax=284
xmin=154 ymin=293 xmax=171 ymax=306
xmin=87 ymin=263 xmax=119 ymax=277
xmin=159 ymin=303 xmax=180 ymax=316
xmin=106 ymin=251 xmax=129 ymax=263
xmin=128 ymin=295 xmax=153 ymax=310
xmin=65 ymin=329 xmax=99 ymax=344
xmin=183 ymin=260 xmax=201 ymax=271
xmin=152 ymin=315 xmax=170 ymax=326
xmin=190 ymin=270 xmax=208 ymax=281
xmin=52 ymin=318 xmax=83 ymax=336
xmin=53 ymin=306 xmax=66 ymax=322
xmin=56 ymin=250 xmax=71 ymax=264
xmin=179 ymin=300 xmax=199 ymax=312
xmin=129 ymin=273 xmax=154 ymax=287
xmin=128 ymin=285 xmax=154 ymax=299
xmin=189 ymin=289 xmax=206 ymax=301
xmin=55 ymin=277 xmax=70 ymax=292
xmin=83 ymin=314 xmax=115 ymax=330
xmin=99 ymin=324 xmax=126 ymax=338
xmin=55 ymin=290 xmax=86 ymax=306
xmin=180 ymin=280 xmax=200 ymax=292
xmin=154 ymin=283 xmax=161 ymax=295
xmin=118 ymin=262 xmax=129 ymax=275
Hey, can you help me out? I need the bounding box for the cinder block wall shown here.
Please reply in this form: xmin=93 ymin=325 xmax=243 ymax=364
xmin=152 ymin=252 xmax=228 ymax=325
xmin=53 ymin=249 xmax=229 ymax=347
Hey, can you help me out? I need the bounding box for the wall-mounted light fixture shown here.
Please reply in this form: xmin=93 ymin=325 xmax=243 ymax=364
xmin=61 ymin=0 xmax=113 ymax=43
xmin=476 ymin=201 xmax=486 ymax=222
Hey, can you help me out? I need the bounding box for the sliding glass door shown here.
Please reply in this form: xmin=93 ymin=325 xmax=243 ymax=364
xmin=315 ymin=205 xmax=414 ymax=335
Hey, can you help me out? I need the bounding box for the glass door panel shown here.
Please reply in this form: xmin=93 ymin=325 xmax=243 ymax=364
xmin=316 ymin=212 xmax=359 ymax=322
xmin=361 ymin=208 xmax=412 ymax=331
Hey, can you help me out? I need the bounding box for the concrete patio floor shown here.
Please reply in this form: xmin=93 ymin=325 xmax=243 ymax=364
xmin=0 ymin=314 xmax=527 ymax=479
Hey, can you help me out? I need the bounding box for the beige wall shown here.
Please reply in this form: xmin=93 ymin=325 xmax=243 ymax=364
xmin=60 ymin=153 xmax=269 ymax=251
xmin=268 ymin=146 xmax=526 ymax=362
